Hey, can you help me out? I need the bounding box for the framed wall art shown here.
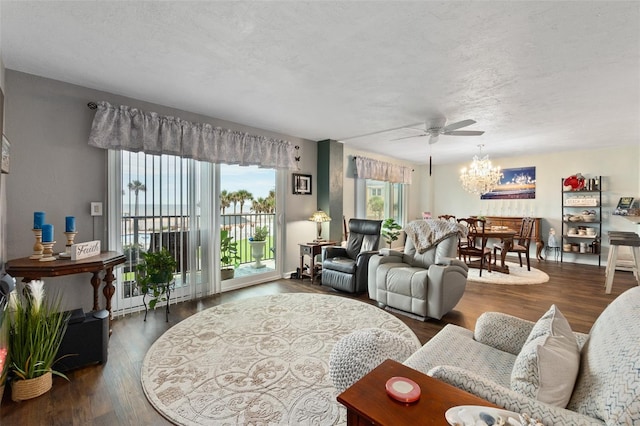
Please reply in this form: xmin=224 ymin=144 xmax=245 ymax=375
xmin=481 ymin=166 xmax=536 ymax=200
xmin=292 ymin=173 xmax=312 ymax=195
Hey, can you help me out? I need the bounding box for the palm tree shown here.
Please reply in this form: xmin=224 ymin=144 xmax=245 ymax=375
xmin=251 ymin=197 xmax=268 ymax=214
xmin=229 ymin=191 xmax=240 ymax=214
xmin=266 ymin=190 xmax=276 ymax=213
xmin=220 ymin=190 xmax=232 ymax=214
xmin=235 ymin=189 xmax=253 ymax=214
xmin=128 ymin=180 xmax=146 ymax=216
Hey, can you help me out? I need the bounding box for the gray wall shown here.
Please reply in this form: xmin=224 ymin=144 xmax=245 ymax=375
xmin=4 ymin=70 xmax=316 ymax=310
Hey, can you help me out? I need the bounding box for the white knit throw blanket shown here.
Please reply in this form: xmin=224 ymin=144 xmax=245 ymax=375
xmin=405 ymin=219 xmax=468 ymax=254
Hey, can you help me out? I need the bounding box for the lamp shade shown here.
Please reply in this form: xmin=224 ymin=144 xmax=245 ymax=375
xmin=308 ymin=210 xmax=331 ymax=223
xmin=308 ymin=210 xmax=331 ymax=242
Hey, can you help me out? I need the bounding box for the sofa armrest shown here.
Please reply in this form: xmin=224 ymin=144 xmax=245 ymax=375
xmin=474 ymin=312 xmax=536 ymax=355
xmin=379 ymin=248 xmax=404 ymax=257
xmin=436 ymin=256 xmax=469 ymax=270
xmin=428 ymin=365 xmax=604 ymax=426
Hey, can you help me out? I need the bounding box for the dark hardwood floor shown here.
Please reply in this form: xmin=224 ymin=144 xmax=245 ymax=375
xmin=1 ymin=259 xmax=637 ymax=425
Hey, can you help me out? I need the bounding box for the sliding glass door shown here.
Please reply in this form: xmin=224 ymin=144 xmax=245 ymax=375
xmin=108 ymin=151 xmax=283 ymax=314
xmin=218 ymin=164 xmax=281 ymax=290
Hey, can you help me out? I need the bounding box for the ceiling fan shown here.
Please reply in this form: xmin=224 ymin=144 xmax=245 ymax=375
xmin=392 ymin=118 xmax=485 ymax=145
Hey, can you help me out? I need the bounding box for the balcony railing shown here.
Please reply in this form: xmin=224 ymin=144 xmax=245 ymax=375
xmin=121 ymin=213 xmax=276 ymax=271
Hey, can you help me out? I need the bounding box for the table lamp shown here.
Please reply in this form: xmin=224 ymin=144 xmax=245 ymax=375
xmin=309 ymin=210 xmax=331 ymax=242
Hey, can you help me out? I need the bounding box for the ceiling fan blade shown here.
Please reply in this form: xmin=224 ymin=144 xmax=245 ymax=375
xmin=390 ymin=133 xmax=427 ymax=142
xmin=339 ymin=122 xmax=423 ymax=141
xmin=428 ymin=134 xmax=440 ymax=144
xmin=443 ymin=130 xmax=485 ymax=136
xmin=442 ymin=119 xmax=476 ymax=132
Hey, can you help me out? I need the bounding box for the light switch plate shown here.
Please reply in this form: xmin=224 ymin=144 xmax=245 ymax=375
xmin=90 ymin=202 xmax=103 ymax=216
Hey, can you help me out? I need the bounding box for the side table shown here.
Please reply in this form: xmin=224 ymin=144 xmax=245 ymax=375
xmin=299 ymin=241 xmax=336 ymax=282
xmin=338 ymin=359 xmax=498 ymax=425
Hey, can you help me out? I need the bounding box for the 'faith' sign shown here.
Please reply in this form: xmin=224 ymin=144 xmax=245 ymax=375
xmin=71 ymin=240 xmax=101 ymax=260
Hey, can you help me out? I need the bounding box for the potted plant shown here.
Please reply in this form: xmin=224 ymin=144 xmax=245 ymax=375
xmin=136 ymin=248 xmax=177 ymax=317
xmin=0 ymin=298 xmax=9 ymax=402
xmin=220 ymin=229 xmax=240 ymax=280
xmin=381 ymin=218 xmax=402 ymax=248
xmin=249 ymin=226 xmax=269 ymax=268
xmin=7 ymin=280 xmax=70 ymax=401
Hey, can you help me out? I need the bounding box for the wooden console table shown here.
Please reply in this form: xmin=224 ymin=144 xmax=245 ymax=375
xmin=484 ymin=216 xmax=544 ymax=260
xmin=299 ymin=241 xmax=336 ymax=282
xmin=5 ymin=251 xmax=126 ymax=334
xmin=338 ymin=359 xmax=498 ymax=425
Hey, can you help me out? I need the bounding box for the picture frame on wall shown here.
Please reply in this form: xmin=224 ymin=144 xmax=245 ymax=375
xmin=292 ymin=173 xmax=312 ymax=195
xmin=1 ymin=135 xmax=9 ymax=174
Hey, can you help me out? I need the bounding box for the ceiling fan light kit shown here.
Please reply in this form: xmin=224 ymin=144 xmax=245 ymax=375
xmin=459 ymin=145 xmax=503 ymax=195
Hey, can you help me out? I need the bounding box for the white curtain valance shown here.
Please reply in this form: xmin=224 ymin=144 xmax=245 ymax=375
xmin=88 ymin=101 xmax=297 ymax=169
xmin=354 ymin=156 xmax=412 ymax=184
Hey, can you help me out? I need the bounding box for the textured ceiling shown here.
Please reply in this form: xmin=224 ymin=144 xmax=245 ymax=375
xmin=2 ymin=1 xmax=639 ymax=165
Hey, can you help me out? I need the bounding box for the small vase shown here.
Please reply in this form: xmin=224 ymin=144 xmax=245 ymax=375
xmin=11 ymin=371 xmax=53 ymax=401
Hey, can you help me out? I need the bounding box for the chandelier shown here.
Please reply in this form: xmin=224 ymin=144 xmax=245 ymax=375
xmin=459 ymin=145 xmax=503 ymax=195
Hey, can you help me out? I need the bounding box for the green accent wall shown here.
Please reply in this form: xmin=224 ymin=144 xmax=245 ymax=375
xmin=317 ymin=140 xmax=343 ymax=242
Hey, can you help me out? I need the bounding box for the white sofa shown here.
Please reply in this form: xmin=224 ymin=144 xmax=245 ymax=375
xmin=404 ymin=286 xmax=640 ymax=425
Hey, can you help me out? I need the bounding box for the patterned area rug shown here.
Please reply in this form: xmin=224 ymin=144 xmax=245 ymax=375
xmin=466 ymin=261 xmax=549 ymax=285
xmin=141 ymin=293 xmax=420 ymax=425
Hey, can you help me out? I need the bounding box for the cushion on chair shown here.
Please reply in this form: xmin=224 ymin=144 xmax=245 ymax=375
xmin=329 ymin=328 xmax=421 ymax=393
xmin=510 ymin=305 xmax=580 ymax=408
xmin=323 ymin=257 xmax=356 ymax=274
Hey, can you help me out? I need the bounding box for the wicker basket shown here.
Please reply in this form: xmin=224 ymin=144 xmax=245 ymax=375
xmin=11 ymin=371 xmax=52 ymax=401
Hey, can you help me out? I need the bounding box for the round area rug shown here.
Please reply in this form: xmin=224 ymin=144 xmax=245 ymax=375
xmin=141 ymin=293 xmax=420 ymax=426
xmin=466 ymin=261 xmax=549 ymax=285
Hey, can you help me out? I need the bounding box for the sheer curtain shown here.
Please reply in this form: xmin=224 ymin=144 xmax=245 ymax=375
xmin=88 ymin=101 xmax=297 ymax=169
xmin=354 ymin=156 xmax=412 ymax=184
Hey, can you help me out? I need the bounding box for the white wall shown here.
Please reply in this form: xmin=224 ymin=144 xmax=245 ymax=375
xmin=424 ymin=145 xmax=640 ymax=265
xmin=4 ymin=70 xmax=315 ymax=310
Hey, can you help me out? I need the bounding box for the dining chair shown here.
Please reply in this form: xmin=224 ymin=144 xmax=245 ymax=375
xmin=437 ymin=214 xmax=457 ymax=222
xmin=493 ymin=217 xmax=535 ymax=271
xmin=457 ymin=217 xmax=492 ymax=276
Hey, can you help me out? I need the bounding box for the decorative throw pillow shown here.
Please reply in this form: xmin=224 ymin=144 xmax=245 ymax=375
xmin=511 ymin=305 xmax=580 ymax=407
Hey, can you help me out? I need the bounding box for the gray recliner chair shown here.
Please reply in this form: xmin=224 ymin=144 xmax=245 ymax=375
xmin=322 ymin=219 xmax=382 ymax=293
xmin=368 ymin=219 xmax=469 ymax=320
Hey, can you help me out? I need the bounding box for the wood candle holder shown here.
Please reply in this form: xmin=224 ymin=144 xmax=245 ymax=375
xmin=39 ymin=241 xmax=56 ymax=262
xmin=29 ymin=228 xmax=44 ymax=260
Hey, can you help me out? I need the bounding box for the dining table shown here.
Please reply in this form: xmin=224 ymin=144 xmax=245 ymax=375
xmin=467 ymin=227 xmax=517 ymax=274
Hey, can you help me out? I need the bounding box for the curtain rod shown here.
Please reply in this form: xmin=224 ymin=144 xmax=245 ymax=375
xmin=352 ymin=155 xmax=414 ymax=172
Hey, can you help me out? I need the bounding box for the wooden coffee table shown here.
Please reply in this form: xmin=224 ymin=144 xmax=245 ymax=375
xmin=337 ymin=359 xmax=498 ymax=425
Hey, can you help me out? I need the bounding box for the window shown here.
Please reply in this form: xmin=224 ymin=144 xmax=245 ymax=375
xmin=362 ymin=179 xmax=405 ymax=224
xmin=109 ymin=150 xmax=210 ymax=314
